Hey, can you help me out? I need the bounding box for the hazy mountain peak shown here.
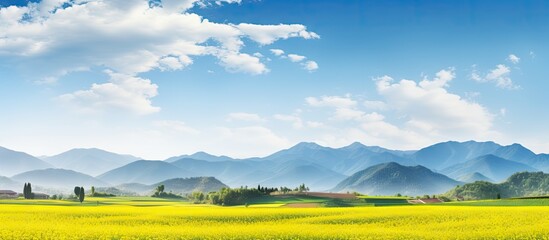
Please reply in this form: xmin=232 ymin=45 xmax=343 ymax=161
xmin=0 ymin=146 xmax=53 ymax=177
xmin=44 ymin=148 xmax=139 ymax=176
xmin=342 ymin=142 xmax=367 ymax=149
xmin=292 ymin=142 xmax=325 ymax=150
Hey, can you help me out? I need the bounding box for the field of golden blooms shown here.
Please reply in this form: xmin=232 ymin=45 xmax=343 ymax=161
xmin=1 ymin=203 xmax=549 ymax=239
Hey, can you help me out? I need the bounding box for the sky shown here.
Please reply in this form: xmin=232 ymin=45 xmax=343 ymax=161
xmin=0 ymin=0 xmax=548 ymax=159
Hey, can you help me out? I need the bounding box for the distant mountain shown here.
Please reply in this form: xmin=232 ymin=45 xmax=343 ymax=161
xmin=43 ymin=148 xmax=140 ymax=176
xmin=457 ymin=172 xmax=494 ymax=183
xmin=440 ymin=154 xmax=536 ymax=182
xmin=257 ymin=162 xmax=347 ymax=191
xmin=492 ymin=143 xmax=537 ymax=163
xmin=332 ymin=162 xmax=461 ymax=196
xmin=444 ymin=171 xmax=549 ymax=200
xmin=11 ymin=168 xmax=107 ymax=188
xmin=97 ymin=160 xmax=195 ymax=185
xmin=261 ymin=142 xmax=415 ymax=175
xmin=156 ymin=177 xmax=228 ymax=195
xmin=115 ymin=177 xmax=228 ymax=195
xmin=170 ymin=157 xmax=346 ymax=190
xmin=529 ymin=154 xmax=549 ymax=172
xmin=412 ymin=141 xmax=502 ymax=170
xmin=0 ymin=176 xmax=20 ymax=190
xmin=170 ymin=158 xmax=261 ymax=186
xmin=0 ymin=146 xmax=53 ymax=177
xmin=165 ymin=152 xmax=235 ymax=163
xmin=115 ymin=183 xmax=151 ymax=194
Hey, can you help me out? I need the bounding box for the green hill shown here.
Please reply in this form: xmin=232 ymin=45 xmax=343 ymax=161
xmin=444 ymin=171 xmax=549 ymax=200
xmin=332 ymin=162 xmax=461 ymax=196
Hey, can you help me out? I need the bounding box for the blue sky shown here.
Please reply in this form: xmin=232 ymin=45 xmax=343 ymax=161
xmin=0 ymin=0 xmax=548 ymax=159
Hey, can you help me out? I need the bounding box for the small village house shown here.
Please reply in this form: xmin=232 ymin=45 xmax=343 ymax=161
xmin=33 ymin=193 xmax=50 ymax=199
xmin=0 ymin=190 xmax=18 ymax=199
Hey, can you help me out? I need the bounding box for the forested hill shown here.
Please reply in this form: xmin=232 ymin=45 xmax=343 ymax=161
xmin=444 ymin=172 xmax=549 ymax=200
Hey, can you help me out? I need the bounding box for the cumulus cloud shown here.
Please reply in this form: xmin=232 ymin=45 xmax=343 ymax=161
xmin=237 ymin=23 xmax=319 ymax=45
xmin=302 ymin=60 xmax=319 ymax=72
xmin=305 ymin=68 xmax=498 ymax=150
xmin=0 ymin=0 xmax=318 ymax=113
xmin=375 ymin=68 xmax=495 ymax=138
xmin=363 ymin=100 xmax=387 ymax=111
xmin=270 ymin=49 xmax=285 ymax=56
xmin=57 ymin=70 xmax=159 ymax=115
xmin=270 ymin=49 xmax=318 ymax=72
xmin=227 ymin=112 xmax=265 ymax=122
xmin=287 ymin=54 xmax=306 ymax=62
xmin=507 ymin=54 xmax=520 ymax=64
xmin=306 ymin=95 xmax=357 ymax=108
xmin=217 ymin=51 xmax=269 ymax=74
xmin=472 ymin=64 xmax=518 ymax=89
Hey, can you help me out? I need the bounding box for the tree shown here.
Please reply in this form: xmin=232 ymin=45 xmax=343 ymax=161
xmin=74 ymin=186 xmax=81 ymax=197
xmin=91 ymin=186 xmax=95 ymax=196
xmin=156 ymin=185 xmax=165 ymax=194
xmin=23 ymin=183 xmax=27 ymax=199
xmin=79 ymin=187 xmax=85 ymax=203
xmin=27 ymin=183 xmax=33 ymax=199
xmin=496 ymin=193 xmax=501 ymax=199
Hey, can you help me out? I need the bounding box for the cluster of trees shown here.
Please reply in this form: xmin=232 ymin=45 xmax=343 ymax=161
xmin=23 ymin=183 xmax=34 ymax=199
xmin=74 ymin=186 xmax=85 ymax=203
xmin=88 ymin=186 xmax=116 ymax=197
xmin=206 ymin=187 xmax=263 ymax=206
xmin=188 ymin=184 xmax=311 ymax=206
xmin=151 ymin=185 xmax=182 ymax=199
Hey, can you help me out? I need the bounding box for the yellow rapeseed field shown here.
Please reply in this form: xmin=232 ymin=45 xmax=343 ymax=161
xmin=1 ymin=203 xmax=548 ymax=239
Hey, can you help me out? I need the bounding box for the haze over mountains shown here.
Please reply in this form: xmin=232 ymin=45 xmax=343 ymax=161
xmin=0 ymin=140 xmax=547 ymax=196
xmin=43 ymin=148 xmax=140 ymax=176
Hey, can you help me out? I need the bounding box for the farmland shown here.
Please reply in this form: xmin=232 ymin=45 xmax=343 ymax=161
xmin=1 ymin=197 xmax=549 ymax=239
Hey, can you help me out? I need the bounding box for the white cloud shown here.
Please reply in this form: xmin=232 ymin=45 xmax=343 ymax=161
xmin=227 ymin=112 xmax=265 ymax=122
xmin=500 ymin=108 xmax=507 ymax=117
xmin=0 ymin=0 xmax=317 ymax=113
xmin=302 ymin=60 xmax=319 ymax=72
xmin=217 ymin=51 xmax=269 ymax=74
xmin=57 ymin=70 xmax=160 ymax=115
xmin=158 ymin=56 xmax=192 ymax=71
xmin=153 ymin=120 xmax=199 ymax=134
xmin=274 ymin=114 xmax=303 ymax=129
xmin=471 ymin=62 xmax=519 ymax=89
xmin=375 ymin=69 xmax=495 ymax=138
xmin=306 ymin=95 xmax=357 ymax=108
xmin=270 ymin=50 xmax=318 ymax=72
xmin=306 ymin=121 xmax=324 ymax=128
xmin=237 ymin=23 xmax=319 ymax=45
xmin=485 ymin=64 xmax=513 ymax=88
xmin=363 ymin=100 xmax=387 ymax=111
xmin=270 ymin=49 xmax=285 ymax=56
xmin=418 ymin=68 xmax=455 ymax=90
xmin=304 ymin=69 xmax=499 ymax=150
xmin=507 ymin=54 xmax=520 ymax=64
xmin=287 ymin=54 xmax=306 ymax=62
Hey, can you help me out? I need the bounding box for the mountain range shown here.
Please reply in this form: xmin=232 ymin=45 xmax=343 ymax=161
xmin=0 ymin=140 xmax=547 ymax=196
